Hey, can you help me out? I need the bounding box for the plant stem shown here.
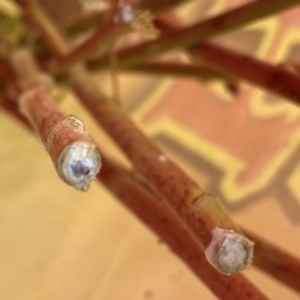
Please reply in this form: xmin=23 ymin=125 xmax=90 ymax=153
xmin=11 ymin=48 xmax=101 ymax=191
xmin=64 ymin=11 xmax=107 ymax=37
xmin=0 ymin=94 xmax=267 ymax=299
xmin=97 ymin=157 xmax=269 ymax=300
xmin=71 ymin=71 xmax=253 ymax=274
xmin=64 ymin=0 xmax=193 ymax=37
xmin=2 ymin=96 xmax=300 ymax=298
xmin=56 ymin=18 xmax=130 ymax=69
xmin=122 ymin=60 xmax=229 ymax=81
xmin=16 ymin=0 xmax=69 ymax=56
xmin=0 ymin=56 xmax=21 ymax=100
xmin=191 ymin=42 xmax=300 ymax=104
xmin=87 ymin=0 xmax=300 ymax=69
xmin=137 ymin=0 xmax=194 ymax=12
xmin=154 ymin=14 xmax=300 ymax=104
xmin=243 ymin=227 xmax=300 ymax=294
xmin=0 ymin=95 xmax=31 ymax=128
xmin=15 ymin=0 xmax=254 ymax=274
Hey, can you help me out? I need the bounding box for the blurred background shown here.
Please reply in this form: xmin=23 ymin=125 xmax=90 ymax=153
xmin=0 ymin=0 xmax=300 ymax=299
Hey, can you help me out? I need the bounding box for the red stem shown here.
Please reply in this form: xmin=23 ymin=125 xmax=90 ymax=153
xmin=56 ymin=18 xmax=128 ymax=69
xmin=0 ymin=95 xmax=266 ymax=299
xmin=243 ymin=227 xmax=300 ymax=293
xmin=0 ymin=96 xmax=31 ymax=128
xmin=192 ymin=43 xmax=300 ymax=104
xmin=120 ymin=60 xmax=229 ymax=81
xmin=97 ymin=157 xmax=269 ymax=300
xmin=70 ymin=71 xmax=254 ymax=274
xmin=87 ymin=0 xmax=300 ymax=69
xmin=155 ymin=14 xmax=300 ymax=104
xmin=1 ymin=97 xmax=299 ymax=297
xmin=15 ymin=0 xmax=254 ymax=274
xmin=10 ymin=49 xmax=101 ymax=191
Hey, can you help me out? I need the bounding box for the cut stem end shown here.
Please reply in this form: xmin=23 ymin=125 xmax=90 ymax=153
xmin=58 ymin=141 xmax=102 ymax=191
xmin=205 ymin=227 xmax=254 ymax=275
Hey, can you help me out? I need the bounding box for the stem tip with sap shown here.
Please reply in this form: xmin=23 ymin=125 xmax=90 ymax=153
xmin=205 ymin=227 xmax=254 ymax=275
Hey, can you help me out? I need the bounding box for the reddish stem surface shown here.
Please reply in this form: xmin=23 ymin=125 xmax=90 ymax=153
xmin=57 ymin=18 xmax=128 ymax=69
xmin=87 ymin=0 xmax=300 ymax=69
xmin=98 ymin=156 xmax=269 ymax=300
xmin=15 ymin=0 xmax=253 ymax=274
xmin=10 ymin=49 xmax=101 ymax=191
xmin=191 ymin=43 xmax=300 ymax=104
xmin=71 ymin=72 xmax=240 ymax=247
xmin=155 ymin=14 xmax=300 ymax=104
xmin=122 ymin=60 xmax=228 ymax=81
xmin=243 ymin=228 xmax=300 ymax=293
xmin=0 ymin=96 xmax=267 ymax=299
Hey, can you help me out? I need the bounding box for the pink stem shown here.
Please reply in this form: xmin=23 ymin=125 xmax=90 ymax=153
xmin=87 ymin=0 xmax=300 ymax=69
xmin=97 ymin=156 xmax=269 ymax=300
xmin=10 ymin=48 xmax=101 ymax=191
xmin=243 ymin=227 xmax=300 ymax=293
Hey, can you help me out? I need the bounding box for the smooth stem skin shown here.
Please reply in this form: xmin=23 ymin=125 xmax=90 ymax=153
xmin=87 ymin=0 xmax=300 ymax=70
xmin=15 ymin=0 xmax=69 ymax=56
xmin=11 ymin=49 xmax=101 ymax=191
xmin=73 ymin=72 xmax=235 ymax=239
xmin=116 ymin=60 xmax=229 ymax=82
xmin=0 ymin=96 xmax=268 ymax=300
xmin=1 ymin=96 xmax=299 ymax=298
xmin=56 ymin=19 xmax=130 ymax=69
xmin=71 ymin=71 xmax=249 ymax=253
xmin=97 ymin=157 xmax=269 ymax=300
xmin=0 ymin=57 xmax=21 ymax=100
xmin=15 ymin=0 xmax=254 ymax=274
xmin=63 ymin=0 xmax=193 ymax=37
xmin=191 ymin=43 xmax=300 ymax=105
xmin=137 ymin=0 xmax=194 ymax=12
xmin=0 ymin=96 xmax=31 ymax=128
xmin=242 ymin=228 xmax=300 ymax=294
xmin=155 ymin=15 xmax=300 ymax=104
xmin=32 ymin=0 xmax=192 ymax=56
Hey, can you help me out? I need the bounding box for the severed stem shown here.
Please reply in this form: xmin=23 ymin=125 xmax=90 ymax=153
xmin=71 ymin=70 xmax=253 ymax=274
xmin=0 ymin=95 xmax=267 ymax=299
xmin=10 ymin=48 xmax=101 ymax=191
xmin=63 ymin=0 xmax=193 ymax=37
xmin=14 ymin=0 xmax=254 ymax=274
xmin=97 ymin=157 xmax=268 ymax=300
xmin=191 ymin=42 xmax=300 ymax=105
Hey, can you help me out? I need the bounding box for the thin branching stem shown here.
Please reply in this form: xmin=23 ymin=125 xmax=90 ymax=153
xmin=191 ymin=42 xmax=300 ymax=104
xmin=71 ymin=69 xmax=254 ymax=274
xmin=14 ymin=0 xmax=254 ymax=275
xmin=10 ymin=48 xmax=101 ymax=191
xmin=154 ymin=14 xmax=300 ymax=104
xmin=63 ymin=0 xmax=193 ymax=37
xmin=0 ymin=94 xmax=267 ymax=300
xmin=243 ymin=227 xmax=300 ymax=294
xmin=56 ymin=18 xmax=130 ymax=69
xmin=87 ymin=0 xmax=300 ymax=70
xmin=122 ymin=60 xmax=229 ymax=81
xmin=2 ymin=96 xmax=299 ymax=298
